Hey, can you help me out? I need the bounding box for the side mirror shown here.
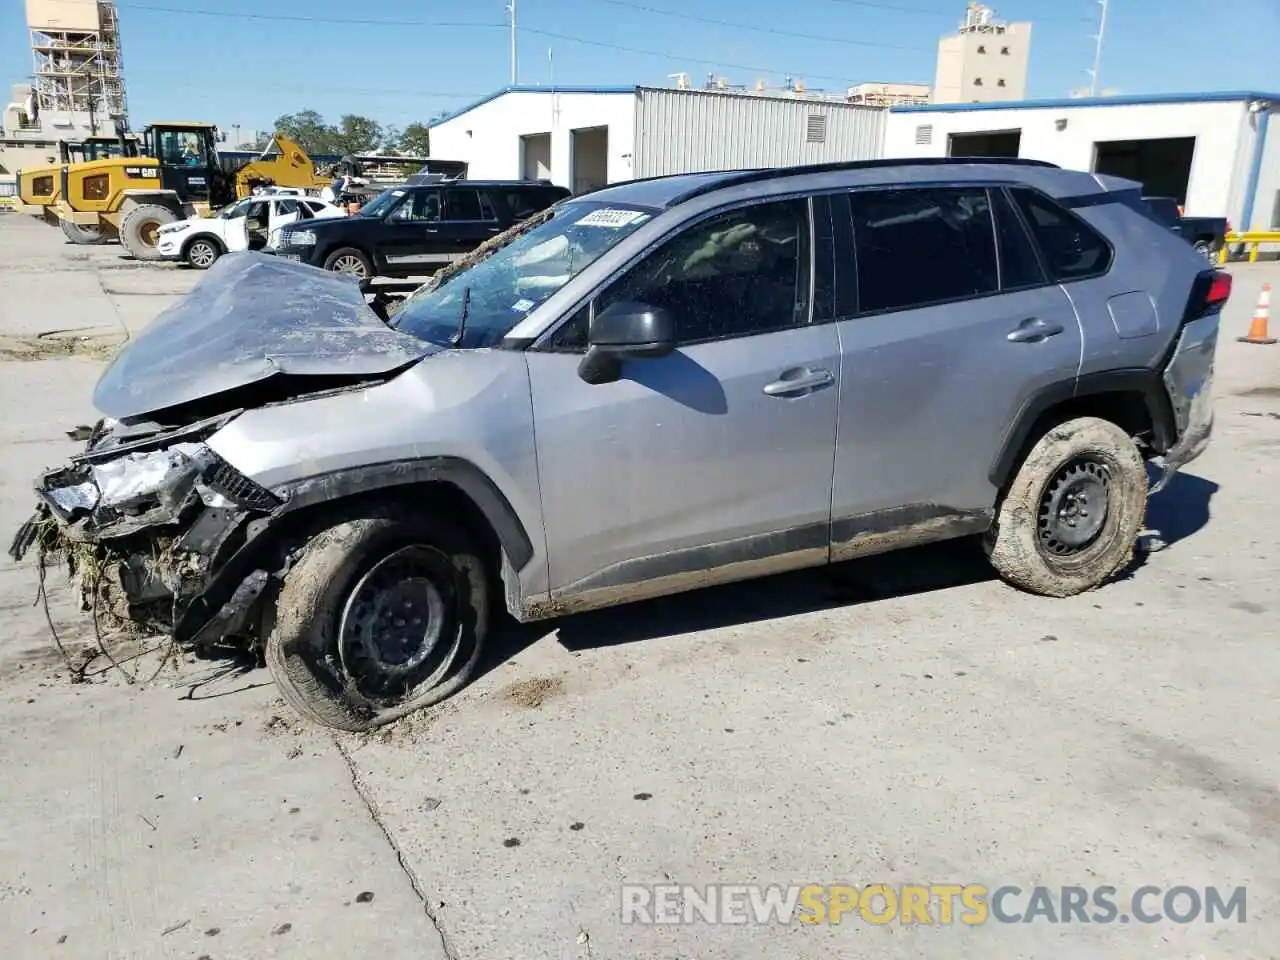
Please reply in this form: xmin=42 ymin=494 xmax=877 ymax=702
xmin=578 ymin=301 xmax=676 ymax=385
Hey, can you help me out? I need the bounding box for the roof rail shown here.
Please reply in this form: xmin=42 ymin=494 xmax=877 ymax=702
xmin=670 ymin=156 xmax=1061 ymax=205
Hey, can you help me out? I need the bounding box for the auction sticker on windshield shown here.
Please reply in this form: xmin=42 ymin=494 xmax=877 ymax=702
xmin=576 ymin=208 xmax=650 ymax=228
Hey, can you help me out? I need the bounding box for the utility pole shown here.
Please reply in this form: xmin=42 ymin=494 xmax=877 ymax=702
xmin=507 ymin=0 xmax=518 ymax=85
xmin=1088 ymin=0 xmax=1109 ymax=97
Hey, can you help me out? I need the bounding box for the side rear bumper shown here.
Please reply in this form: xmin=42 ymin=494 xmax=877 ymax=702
xmin=1150 ymin=312 xmax=1218 ymax=493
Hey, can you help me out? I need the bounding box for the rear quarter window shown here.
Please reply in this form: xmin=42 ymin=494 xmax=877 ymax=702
xmin=1011 ymin=187 xmax=1113 ymax=282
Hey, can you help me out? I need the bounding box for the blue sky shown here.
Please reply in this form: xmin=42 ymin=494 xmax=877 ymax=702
xmin=3 ymin=0 xmax=1278 ymax=145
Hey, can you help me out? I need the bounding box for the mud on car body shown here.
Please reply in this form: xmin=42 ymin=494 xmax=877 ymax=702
xmin=9 ymin=158 xmax=1228 ymax=732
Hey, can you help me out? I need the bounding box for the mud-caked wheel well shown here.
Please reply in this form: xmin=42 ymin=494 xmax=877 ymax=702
xmin=269 ymin=481 xmax=506 ymax=585
xmin=995 ymin=389 xmax=1160 ymax=497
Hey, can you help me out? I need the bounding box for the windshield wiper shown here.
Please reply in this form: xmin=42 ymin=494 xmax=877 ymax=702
xmin=450 ymin=285 xmax=470 ymax=347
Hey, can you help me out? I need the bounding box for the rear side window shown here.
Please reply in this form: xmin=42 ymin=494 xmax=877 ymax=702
xmin=1010 ymin=188 xmax=1112 ymax=282
xmin=504 ymin=188 xmax=557 ymax=220
xmin=846 ymin=187 xmax=999 ymax=313
xmin=990 ymin=187 xmax=1046 ymax=290
xmin=445 ymin=189 xmax=497 ymax=221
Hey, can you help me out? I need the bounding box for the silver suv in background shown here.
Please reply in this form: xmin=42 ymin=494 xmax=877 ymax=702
xmin=10 ymin=158 xmax=1229 ymax=731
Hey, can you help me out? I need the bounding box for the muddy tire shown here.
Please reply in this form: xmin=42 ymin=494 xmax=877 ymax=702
xmin=60 ymin=218 xmax=107 ymax=245
xmin=323 ymin=246 xmax=373 ymax=279
xmin=265 ymin=511 xmax=489 ymax=731
xmin=984 ymin=416 xmax=1147 ymax=597
xmin=119 ymin=203 xmax=179 ymax=261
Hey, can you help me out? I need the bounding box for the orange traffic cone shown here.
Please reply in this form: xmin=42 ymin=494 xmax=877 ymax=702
xmin=1239 ymin=283 xmax=1276 ymax=345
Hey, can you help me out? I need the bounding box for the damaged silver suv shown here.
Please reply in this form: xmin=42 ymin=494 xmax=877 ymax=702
xmin=10 ymin=158 xmax=1227 ymax=731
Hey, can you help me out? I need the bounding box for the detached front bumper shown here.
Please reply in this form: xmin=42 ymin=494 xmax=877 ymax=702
xmin=1150 ymin=311 xmax=1218 ymax=494
xmin=8 ymin=417 xmax=284 ymax=644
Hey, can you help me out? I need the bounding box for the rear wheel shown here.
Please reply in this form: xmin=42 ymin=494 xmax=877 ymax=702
xmin=264 ymin=511 xmax=490 ymax=731
xmin=60 ymin=219 xmax=107 ymax=245
xmin=985 ymin=416 xmax=1147 ymax=597
xmin=1193 ymin=238 xmax=1214 ymax=260
xmin=323 ymin=246 xmax=373 ymax=279
xmin=184 ymin=236 xmax=222 ymax=269
xmin=119 ymin=203 xmax=180 ymax=261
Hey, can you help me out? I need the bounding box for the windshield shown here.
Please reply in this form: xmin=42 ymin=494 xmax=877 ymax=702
xmin=358 ymin=188 xmax=406 ymax=219
xmin=217 ymin=198 xmax=251 ymax=219
xmin=392 ymin=201 xmax=657 ymax=349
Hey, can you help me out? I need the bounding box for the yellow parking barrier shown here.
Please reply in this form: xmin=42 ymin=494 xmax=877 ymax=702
xmin=1217 ymin=230 xmax=1280 ymax=265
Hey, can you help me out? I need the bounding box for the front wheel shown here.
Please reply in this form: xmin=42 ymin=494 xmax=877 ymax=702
xmin=185 ymin=236 xmax=222 ymax=269
xmin=119 ymin=203 xmax=180 ymax=261
xmin=323 ymin=246 xmax=373 ymax=279
xmin=985 ymin=416 xmax=1147 ymax=597
xmin=265 ymin=512 xmax=490 ymax=731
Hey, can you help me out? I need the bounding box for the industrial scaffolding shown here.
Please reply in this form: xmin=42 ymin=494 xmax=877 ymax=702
xmin=28 ymin=0 xmax=127 ymax=130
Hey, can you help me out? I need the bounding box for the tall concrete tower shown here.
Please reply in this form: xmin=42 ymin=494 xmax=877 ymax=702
xmin=932 ymin=2 xmax=1031 ymax=104
xmin=25 ymin=0 xmax=127 ymax=133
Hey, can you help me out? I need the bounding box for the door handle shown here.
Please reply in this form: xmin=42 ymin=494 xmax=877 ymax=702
xmin=763 ymin=367 xmax=834 ymax=396
xmin=1007 ymin=318 xmax=1065 ymax=343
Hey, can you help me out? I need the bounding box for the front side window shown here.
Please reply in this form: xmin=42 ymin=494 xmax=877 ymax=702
xmin=390 ymin=190 xmax=441 ymax=222
xmin=156 ymin=129 xmax=207 ymax=167
xmin=847 ymin=187 xmax=998 ymax=313
xmin=594 ymin=198 xmax=811 ymax=345
xmin=1011 ymin=187 xmax=1112 ymax=281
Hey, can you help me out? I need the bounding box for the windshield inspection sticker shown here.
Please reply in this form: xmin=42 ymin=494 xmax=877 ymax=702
xmin=511 ymin=299 xmax=536 ymax=313
xmin=577 ymin=208 xmax=650 ymax=229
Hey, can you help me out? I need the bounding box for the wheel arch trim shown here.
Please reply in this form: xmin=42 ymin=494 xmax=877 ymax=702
xmin=990 ymin=369 xmax=1177 ymax=490
xmin=271 ymin=456 xmax=535 ymax=572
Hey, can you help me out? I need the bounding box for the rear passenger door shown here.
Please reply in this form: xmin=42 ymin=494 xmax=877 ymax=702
xmin=440 ymin=188 xmax=503 ymax=258
xmin=827 ymin=185 xmax=1082 ymax=558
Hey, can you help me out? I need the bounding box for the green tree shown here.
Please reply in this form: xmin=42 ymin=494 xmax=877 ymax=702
xmin=330 ymin=114 xmax=384 ymax=156
xmin=395 ymin=122 xmax=431 ymax=157
xmin=272 ymin=109 xmax=334 ymax=154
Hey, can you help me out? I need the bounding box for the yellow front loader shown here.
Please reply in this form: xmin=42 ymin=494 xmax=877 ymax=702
xmin=17 ymin=123 xmax=329 ymax=259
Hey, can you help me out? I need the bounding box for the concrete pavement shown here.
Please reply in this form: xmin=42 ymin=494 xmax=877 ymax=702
xmin=1 ymin=212 xmax=1278 ymax=958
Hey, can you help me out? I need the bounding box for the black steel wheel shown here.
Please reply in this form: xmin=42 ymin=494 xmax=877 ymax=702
xmin=265 ymin=511 xmax=490 ymax=731
xmin=1036 ymin=456 xmax=1111 ymax=557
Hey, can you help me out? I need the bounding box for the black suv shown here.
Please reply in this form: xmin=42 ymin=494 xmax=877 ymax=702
xmin=273 ymin=179 xmax=571 ymax=279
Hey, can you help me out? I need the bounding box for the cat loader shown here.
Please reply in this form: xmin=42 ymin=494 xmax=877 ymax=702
xmin=21 ymin=121 xmax=329 ymax=259
xmin=15 ymin=135 xmax=142 ymax=243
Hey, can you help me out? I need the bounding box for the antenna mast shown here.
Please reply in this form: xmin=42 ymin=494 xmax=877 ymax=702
xmin=1088 ymin=0 xmax=1109 ymax=96
xmin=507 ymin=0 xmax=518 ymax=85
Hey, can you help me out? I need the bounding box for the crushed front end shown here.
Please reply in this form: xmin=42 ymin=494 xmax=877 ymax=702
xmin=8 ymin=413 xmax=284 ymax=649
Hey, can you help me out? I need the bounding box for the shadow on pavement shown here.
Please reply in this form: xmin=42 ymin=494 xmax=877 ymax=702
xmin=479 ymin=535 xmax=997 ymax=677
xmin=1116 ymin=469 xmax=1218 ymax=583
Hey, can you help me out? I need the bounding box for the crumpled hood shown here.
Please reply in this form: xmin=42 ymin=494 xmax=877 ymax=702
xmin=93 ymin=251 xmax=436 ymax=421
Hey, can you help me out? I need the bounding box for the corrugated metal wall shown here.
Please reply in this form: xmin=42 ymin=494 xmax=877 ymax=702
xmin=633 ymin=87 xmax=887 ymax=178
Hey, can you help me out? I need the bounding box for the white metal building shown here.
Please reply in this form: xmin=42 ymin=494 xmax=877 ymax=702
xmin=428 ymin=85 xmax=885 ymax=194
xmin=886 ymin=91 xmax=1280 ymax=230
xmin=430 ymin=85 xmax=1279 ymax=237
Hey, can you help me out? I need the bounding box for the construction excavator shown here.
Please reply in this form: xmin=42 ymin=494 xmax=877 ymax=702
xmin=16 ymin=120 xmax=330 ymax=258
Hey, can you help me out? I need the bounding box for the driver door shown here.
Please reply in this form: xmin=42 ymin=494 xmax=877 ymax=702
xmin=223 ymin=200 xmax=264 ymax=252
xmin=525 ymin=195 xmax=840 ymax=606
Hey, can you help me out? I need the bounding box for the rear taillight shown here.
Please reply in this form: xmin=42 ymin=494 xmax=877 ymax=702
xmin=1185 ymin=269 xmax=1232 ymax=322
xmin=1206 ymin=271 xmax=1232 ymax=309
